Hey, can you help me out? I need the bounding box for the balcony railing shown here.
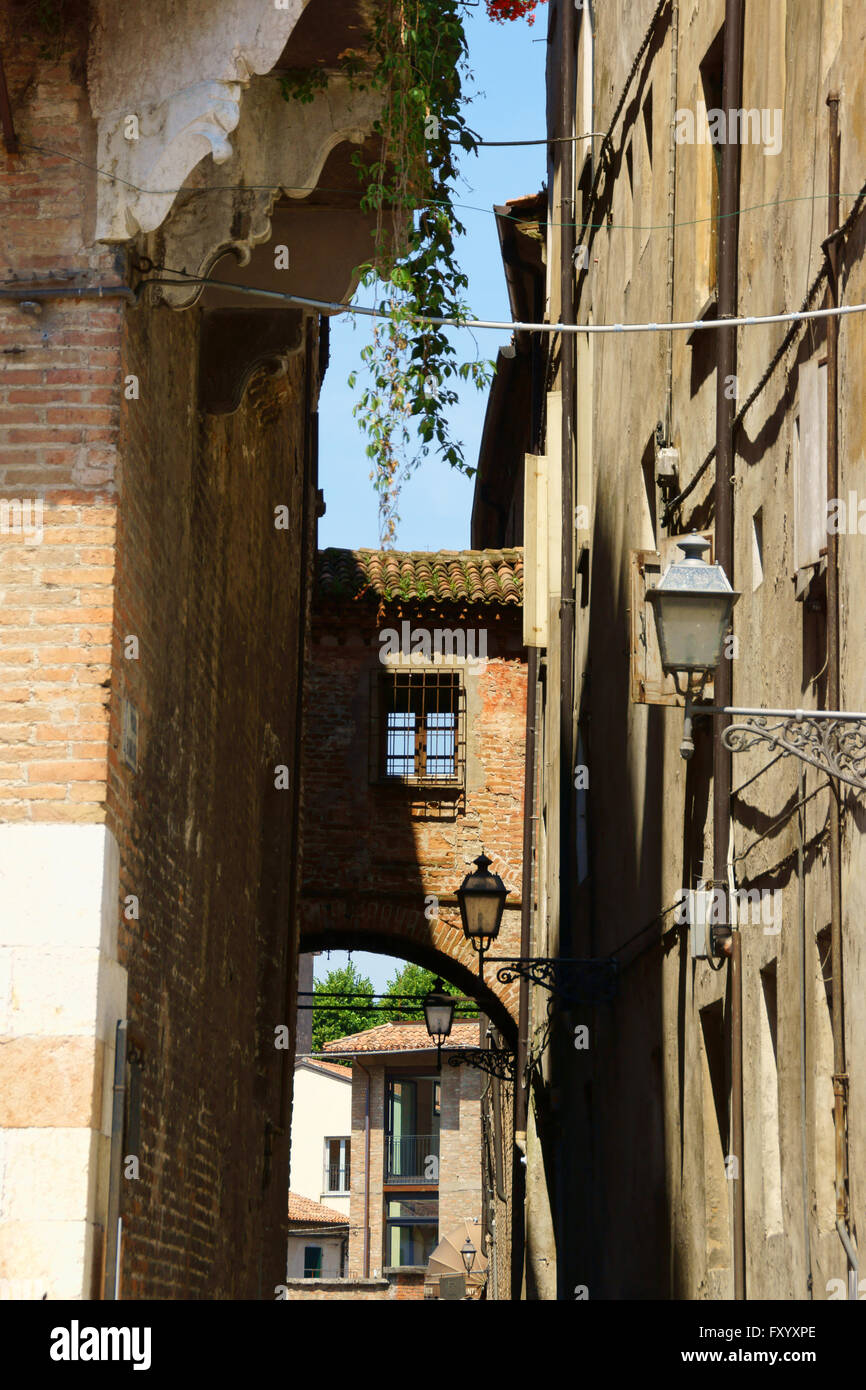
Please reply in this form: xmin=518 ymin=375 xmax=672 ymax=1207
xmin=385 ymin=1133 xmax=440 ymax=1183
xmin=323 ymin=1163 xmax=350 ymax=1194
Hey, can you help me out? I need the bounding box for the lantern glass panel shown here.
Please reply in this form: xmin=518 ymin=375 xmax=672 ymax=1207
xmin=650 ymin=590 xmax=737 ymax=672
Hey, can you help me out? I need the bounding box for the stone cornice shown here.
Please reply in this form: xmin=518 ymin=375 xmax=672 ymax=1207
xmin=149 ymin=76 xmax=381 ymax=308
xmin=88 ymin=0 xmax=324 ymax=242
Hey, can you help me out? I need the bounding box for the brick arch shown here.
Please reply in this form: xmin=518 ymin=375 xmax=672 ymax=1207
xmin=300 ymin=898 xmax=520 ymax=1043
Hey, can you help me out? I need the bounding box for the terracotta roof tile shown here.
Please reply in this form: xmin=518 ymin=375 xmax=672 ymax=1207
xmin=316 ymin=548 xmax=522 ymax=607
xmin=322 ymin=1020 xmax=480 ymax=1055
xmin=287 ymin=1193 xmax=348 ymax=1226
xmin=297 ymin=1057 xmax=352 ymax=1079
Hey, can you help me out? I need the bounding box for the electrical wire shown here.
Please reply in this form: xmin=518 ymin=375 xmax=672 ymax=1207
xmin=140 ymin=267 xmax=866 ymax=337
xmin=12 ymin=140 xmax=865 ymax=235
xmin=662 ymin=167 xmax=866 ymax=523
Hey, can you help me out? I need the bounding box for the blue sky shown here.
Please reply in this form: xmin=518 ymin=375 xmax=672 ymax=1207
xmin=313 ymin=6 xmax=546 ymax=994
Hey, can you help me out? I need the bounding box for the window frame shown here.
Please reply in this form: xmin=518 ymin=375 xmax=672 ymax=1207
xmin=370 ymin=667 xmax=466 ymax=789
xmin=383 ymin=1192 xmax=439 ymax=1271
xmin=322 ymin=1135 xmax=351 ymax=1195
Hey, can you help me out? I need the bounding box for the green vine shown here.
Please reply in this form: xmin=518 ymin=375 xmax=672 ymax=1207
xmin=282 ymin=1 xmax=493 ymax=545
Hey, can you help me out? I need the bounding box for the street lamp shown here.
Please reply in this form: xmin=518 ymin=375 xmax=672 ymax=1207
xmin=646 ymin=534 xmax=739 ymax=757
xmin=646 ymin=534 xmax=739 ymax=674
xmin=457 ymin=852 xmax=508 ymax=969
xmin=460 ymin=1237 xmax=476 ymax=1277
xmin=645 ymin=535 xmax=866 ymax=788
xmin=423 ymin=977 xmax=455 ymax=1069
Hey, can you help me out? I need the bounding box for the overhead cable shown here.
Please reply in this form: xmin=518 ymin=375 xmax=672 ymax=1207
xmin=142 ymin=270 xmax=866 ymax=336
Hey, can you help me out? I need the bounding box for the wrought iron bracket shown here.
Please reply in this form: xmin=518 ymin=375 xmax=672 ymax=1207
xmin=487 ymin=956 xmax=619 ymax=1006
xmin=447 ymin=1047 xmax=516 ymax=1080
xmin=690 ymin=704 xmax=866 ymax=791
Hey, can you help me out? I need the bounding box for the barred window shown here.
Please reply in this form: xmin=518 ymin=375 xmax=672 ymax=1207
xmin=372 ymin=669 xmax=465 ymax=786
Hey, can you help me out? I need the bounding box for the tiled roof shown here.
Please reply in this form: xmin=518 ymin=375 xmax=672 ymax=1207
xmin=297 ymin=1057 xmax=352 ymax=1080
xmin=322 ymin=1020 xmax=480 ymax=1055
xmin=287 ymin=1193 xmax=348 ymax=1226
xmin=316 ymin=548 xmax=522 ymax=607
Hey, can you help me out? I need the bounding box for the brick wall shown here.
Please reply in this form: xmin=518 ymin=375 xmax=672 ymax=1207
xmin=0 ymin=4 xmax=317 ymax=1300
xmin=108 ymin=305 xmax=317 ymax=1298
xmin=300 ymin=599 xmax=527 ymax=1029
xmin=0 ymin=2 xmax=121 ymax=825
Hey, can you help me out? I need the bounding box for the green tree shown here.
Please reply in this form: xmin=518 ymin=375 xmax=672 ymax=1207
xmin=379 ymin=962 xmax=470 ymax=1022
xmin=311 ymin=962 xmax=378 ymax=1060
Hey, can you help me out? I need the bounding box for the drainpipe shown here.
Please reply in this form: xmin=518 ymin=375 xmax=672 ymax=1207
xmin=103 ymin=1020 xmax=129 ymax=1300
xmin=824 ymin=93 xmax=857 ymax=1301
xmin=663 ymin=0 xmax=679 ymax=452
xmin=797 ymin=764 xmax=813 ymax=1296
xmin=714 ymin=0 xmax=745 ymax=1300
xmin=559 ymin=0 xmax=577 ymax=965
xmin=356 ymin=1059 xmax=372 ymax=1278
xmin=557 ymin=0 xmax=577 ymax=1305
xmin=515 ymin=650 xmax=537 ymax=1135
xmin=515 ymin=645 xmax=538 ymax=1297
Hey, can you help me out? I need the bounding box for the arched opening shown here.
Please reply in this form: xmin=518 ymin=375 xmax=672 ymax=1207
xmin=299 ymin=929 xmax=517 ymax=1044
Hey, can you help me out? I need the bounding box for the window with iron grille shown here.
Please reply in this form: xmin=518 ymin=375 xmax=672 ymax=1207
xmin=371 ymin=668 xmax=465 ymax=787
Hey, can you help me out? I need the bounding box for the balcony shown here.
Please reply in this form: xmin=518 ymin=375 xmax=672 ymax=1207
xmin=323 ymin=1163 xmax=350 ymax=1194
xmin=385 ymin=1133 xmax=440 ymax=1184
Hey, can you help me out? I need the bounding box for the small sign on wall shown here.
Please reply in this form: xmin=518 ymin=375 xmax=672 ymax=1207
xmin=121 ymin=698 xmax=139 ymax=772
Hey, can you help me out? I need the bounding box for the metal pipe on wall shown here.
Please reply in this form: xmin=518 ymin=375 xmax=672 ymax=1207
xmin=797 ymin=763 xmax=813 ymax=1296
xmin=559 ymin=0 xmax=577 ymax=965
xmin=514 ymin=645 xmax=538 ymax=1300
xmin=556 ymin=0 xmax=578 ymax=1304
xmin=824 ymin=92 xmax=857 ymax=1301
xmin=714 ymin=0 xmax=745 ymax=1300
xmin=357 ymin=1058 xmax=372 ymax=1278
xmin=663 ymin=0 xmax=679 ymax=451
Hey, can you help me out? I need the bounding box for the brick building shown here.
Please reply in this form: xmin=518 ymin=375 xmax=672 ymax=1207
xmin=299 ymin=547 xmax=526 ymax=1032
xmin=0 ymin=0 xmax=384 ymax=1301
xmin=281 ymin=1021 xmax=482 ymax=1300
xmin=285 ymin=1192 xmax=348 ymax=1283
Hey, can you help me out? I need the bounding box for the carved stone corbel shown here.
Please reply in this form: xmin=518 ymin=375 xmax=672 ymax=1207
xmin=197 ymin=307 xmax=304 ymax=415
xmin=149 ymin=77 xmax=382 ymax=309
xmin=89 ymin=0 xmax=313 ymax=242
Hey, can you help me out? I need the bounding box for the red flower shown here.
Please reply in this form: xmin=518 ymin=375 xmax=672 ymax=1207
xmin=485 ymin=0 xmax=548 ymax=24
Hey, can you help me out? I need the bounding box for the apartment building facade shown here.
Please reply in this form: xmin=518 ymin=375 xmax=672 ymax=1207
xmin=477 ymin=0 xmax=866 ymax=1299
xmin=324 ymin=1020 xmax=483 ymax=1299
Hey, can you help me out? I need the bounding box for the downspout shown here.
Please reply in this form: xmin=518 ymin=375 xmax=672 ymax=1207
xmin=103 ymin=1020 xmax=129 ymax=1300
xmin=714 ymin=0 xmax=745 ymax=1300
xmin=356 ymin=1059 xmax=372 ymax=1278
xmin=663 ymin=0 xmax=679 ymax=451
xmin=514 ymin=642 xmax=537 ymax=1300
xmin=824 ymin=93 xmax=857 ymax=1300
xmin=797 ymin=764 xmax=813 ymax=1296
xmin=515 ymin=651 xmax=537 ymax=1142
xmin=559 ymin=0 xmax=577 ymax=966
xmin=558 ymin=0 xmax=577 ymax=1304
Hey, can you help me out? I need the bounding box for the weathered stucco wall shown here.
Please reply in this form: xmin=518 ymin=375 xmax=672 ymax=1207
xmin=547 ymin=0 xmax=866 ymax=1300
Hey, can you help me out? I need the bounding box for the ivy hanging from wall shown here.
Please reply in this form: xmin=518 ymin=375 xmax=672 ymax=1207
xmin=283 ymin=0 xmax=501 ymax=544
